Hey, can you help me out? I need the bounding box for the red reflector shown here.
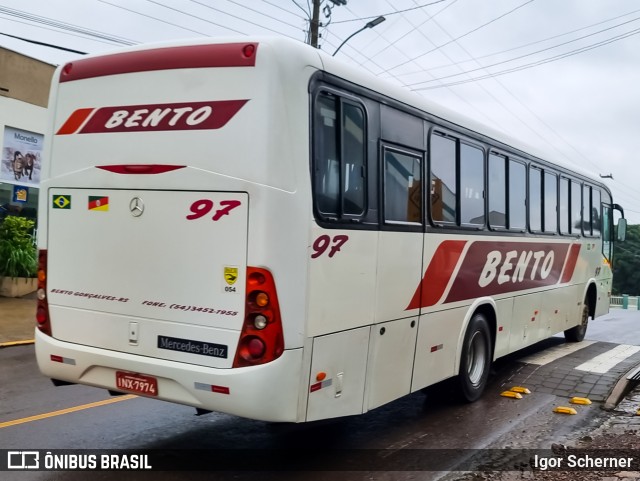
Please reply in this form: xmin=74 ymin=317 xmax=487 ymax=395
xmin=36 ymin=306 xmax=47 ymax=324
xmin=248 ymin=338 xmax=266 ymax=358
xmin=310 ymin=382 xmax=322 ymax=393
xmin=62 ymin=62 xmax=73 ymax=75
xmin=242 ymin=44 xmax=256 ymax=58
xmin=96 ymin=164 xmax=186 ymax=175
xmin=51 ymin=355 xmax=63 ymax=363
xmin=211 ymin=385 xmax=230 ymax=395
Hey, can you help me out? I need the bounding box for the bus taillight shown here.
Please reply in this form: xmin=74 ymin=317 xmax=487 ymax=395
xmin=36 ymin=249 xmax=52 ymax=336
xmin=233 ymin=267 xmax=284 ymax=368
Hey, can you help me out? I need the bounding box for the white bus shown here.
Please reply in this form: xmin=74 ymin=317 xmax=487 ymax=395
xmin=36 ymin=37 xmax=625 ymax=423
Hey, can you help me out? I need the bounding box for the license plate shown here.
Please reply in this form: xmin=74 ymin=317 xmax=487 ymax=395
xmin=115 ymin=371 xmax=158 ymax=396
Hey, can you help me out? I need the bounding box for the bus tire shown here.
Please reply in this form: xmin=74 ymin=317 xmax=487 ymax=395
xmin=457 ymin=312 xmax=492 ymax=403
xmin=565 ymin=299 xmax=590 ymax=342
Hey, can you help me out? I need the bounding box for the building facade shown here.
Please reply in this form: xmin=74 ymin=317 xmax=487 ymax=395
xmin=0 ymin=47 xmax=55 ymax=226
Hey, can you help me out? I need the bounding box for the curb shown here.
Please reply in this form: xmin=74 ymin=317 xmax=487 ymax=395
xmin=0 ymin=339 xmax=35 ymax=348
xmin=603 ymin=364 xmax=640 ymax=411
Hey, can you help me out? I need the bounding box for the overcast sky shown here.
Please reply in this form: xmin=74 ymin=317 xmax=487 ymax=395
xmin=1 ymin=0 xmax=639 ymax=223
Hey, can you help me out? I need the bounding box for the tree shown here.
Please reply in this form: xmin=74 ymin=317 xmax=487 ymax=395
xmin=612 ymin=224 xmax=640 ymax=295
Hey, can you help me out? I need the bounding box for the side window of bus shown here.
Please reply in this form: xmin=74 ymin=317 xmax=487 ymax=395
xmin=583 ymin=185 xmax=592 ymax=236
xmin=488 ymin=152 xmax=506 ymax=229
xmin=509 ymin=160 xmax=526 ymax=230
xmin=559 ymin=177 xmax=570 ymax=234
xmin=592 ymin=188 xmax=601 ymax=237
xmin=430 ymin=133 xmax=457 ymax=224
xmin=314 ymin=92 xmax=366 ymax=219
xmin=460 ymin=143 xmax=485 ymax=226
xmin=430 ymin=132 xmax=485 ymax=227
xmin=571 ymin=180 xmax=582 ymax=235
xmin=529 ymin=166 xmax=542 ymax=232
xmin=602 ymin=204 xmax=612 ymax=259
xmin=543 ymin=171 xmax=558 ymax=234
xmin=383 ymin=148 xmax=422 ymax=224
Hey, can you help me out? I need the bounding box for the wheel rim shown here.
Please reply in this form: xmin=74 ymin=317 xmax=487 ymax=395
xmin=467 ymin=330 xmax=487 ymax=386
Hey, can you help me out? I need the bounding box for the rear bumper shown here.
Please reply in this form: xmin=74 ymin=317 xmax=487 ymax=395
xmin=35 ymin=329 xmax=304 ymax=422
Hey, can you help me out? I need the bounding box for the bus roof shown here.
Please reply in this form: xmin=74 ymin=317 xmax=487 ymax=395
xmin=55 ymin=35 xmax=608 ymax=192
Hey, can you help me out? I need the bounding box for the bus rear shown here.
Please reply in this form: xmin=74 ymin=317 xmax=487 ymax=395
xmin=36 ymin=38 xmax=318 ymax=422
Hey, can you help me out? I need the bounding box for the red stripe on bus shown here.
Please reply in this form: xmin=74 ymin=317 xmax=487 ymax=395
xmin=560 ymin=244 xmax=581 ymax=283
xmin=96 ymin=165 xmax=186 ymax=175
xmin=56 ymin=108 xmax=95 ymax=135
xmin=406 ymin=240 xmax=467 ymax=310
xmin=59 ymin=43 xmax=259 ymax=83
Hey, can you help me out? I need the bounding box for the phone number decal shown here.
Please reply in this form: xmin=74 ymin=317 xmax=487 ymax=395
xmin=141 ymin=300 xmax=237 ymax=316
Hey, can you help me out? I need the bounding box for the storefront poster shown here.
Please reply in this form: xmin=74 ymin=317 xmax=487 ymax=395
xmin=12 ymin=185 xmax=28 ymax=203
xmin=1 ymin=126 xmax=43 ymax=187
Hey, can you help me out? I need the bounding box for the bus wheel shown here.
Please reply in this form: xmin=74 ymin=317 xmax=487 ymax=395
xmin=457 ymin=313 xmax=492 ymax=403
xmin=565 ymin=299 xmax=590 ymax=342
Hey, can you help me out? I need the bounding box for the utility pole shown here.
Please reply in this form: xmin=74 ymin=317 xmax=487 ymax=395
xmin=310 ymin=0 xmax=321 ymax=48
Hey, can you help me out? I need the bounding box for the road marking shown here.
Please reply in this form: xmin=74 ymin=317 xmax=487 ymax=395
xmin=0 ymin=395 xmax=137 ymax=429
xmin=575 ymin=344 xmax=640 ymax=373
xmin=0 ymin=339 xmax=35 ymax=348
xmin=520 ymin=341 xmax=596 ymax=366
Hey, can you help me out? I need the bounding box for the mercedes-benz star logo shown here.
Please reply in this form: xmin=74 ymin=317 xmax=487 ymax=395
xmin=129 ymin=197 xmax=145 ymax=217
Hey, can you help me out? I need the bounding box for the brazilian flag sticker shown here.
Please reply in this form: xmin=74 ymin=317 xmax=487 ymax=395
xmin=52 ymin=195 xmax=71 ymax=209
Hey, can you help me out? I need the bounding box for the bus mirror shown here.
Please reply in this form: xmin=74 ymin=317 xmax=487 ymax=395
xmin=617 ymin=218 xmax=627 ymax=242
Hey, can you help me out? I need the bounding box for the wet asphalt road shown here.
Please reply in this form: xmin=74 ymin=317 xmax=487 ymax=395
xmin=1 ymin=310 xmax=638 ymax=481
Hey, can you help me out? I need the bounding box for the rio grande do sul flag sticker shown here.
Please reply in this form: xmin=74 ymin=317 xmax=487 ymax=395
xmin=88 ymin=196 xmax=109 ymax=211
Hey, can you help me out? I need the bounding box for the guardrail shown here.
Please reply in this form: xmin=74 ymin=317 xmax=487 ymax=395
xmin=611 ymin=295 xmax=640 ymax=309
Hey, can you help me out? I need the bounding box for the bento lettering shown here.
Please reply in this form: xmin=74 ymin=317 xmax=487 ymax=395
xmin=479 ymin=249 xmax=555 ymax=288
xmin=105 ymin=106 xmax=214 ymax=130
xmin=57 ymin=100 xmax=249 ymax=135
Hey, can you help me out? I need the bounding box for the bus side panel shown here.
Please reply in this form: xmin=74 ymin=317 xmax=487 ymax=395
xmin=306 ymin=326 xmax=370 ymax=422
xmin=365 ymin=316 xmax=418 ymax=410
xmin=374 ymin=231 xmax=423 ymax=323
xmin=508 ymin=292 xmax=543 ymax=352
xmin=307 ymin=227 xmax=377 ymax=338
xmin=493 ymin=298 xmax=515 ymax=360
xmin=411 ymin=307 xmax=465 ymax=392
xmin=540 ymin=286 xmax=574 ymax=339
xmin=595 ymin=269 xmax=612 ymax=318
xmin=548 ymin=284 xmax=580 ymax=334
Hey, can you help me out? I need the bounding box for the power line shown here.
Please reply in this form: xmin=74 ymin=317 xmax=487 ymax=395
xmin=332 ymin=0 xmax=450 ymax=24
xmin=409 ymin=15 xmax=640 ymax=88
xmin=389 ymin=7 xmax=640 ymax=79
xmin=144 ymin=0 xmax=248 ymax=35
xmin=412 ymin=26 xmax=640 ymax=90
xmin=0 ymin=14 xmax=129 ymax=47
xmin=0 ymin=32 xmax=87 ymax=54
xmin=356 ymin=0 xmax=459 ymax=67
xmin=183 ymin=0 xmax=301 ymax=38
xmin=291 ymin=0 xmax=311 ymax=19
xmin=223 ymin=0 xmax=305 ymax=32
xmin=383 ymin=0 xmax=536 ymax=75
xmin=0 ymin=5 xmax=136 ymax=45
xmin=97 ymin=0 xmax=242 ymax=36
xmin=261 ymin=0 xmax=306 ymax=21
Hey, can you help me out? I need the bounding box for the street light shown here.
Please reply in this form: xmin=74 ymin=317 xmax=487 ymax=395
xmin=332 ymin=16 xmax=386 ymax=56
